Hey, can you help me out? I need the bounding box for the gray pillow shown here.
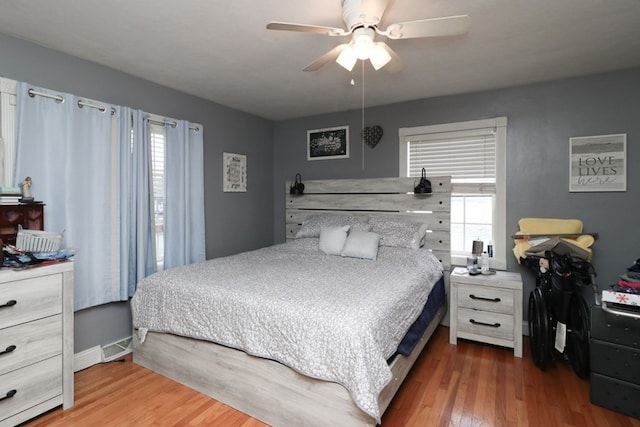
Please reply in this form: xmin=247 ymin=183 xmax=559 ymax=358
xmin=319 ymin=225 xmax=350 ymax=255
xmin=296 ymin=214 xmax=369 ymax=238
xmin=341 ymin=231 xmax=380 ymax=260
xmin=368 ymin=217 xmax=428 ymax=250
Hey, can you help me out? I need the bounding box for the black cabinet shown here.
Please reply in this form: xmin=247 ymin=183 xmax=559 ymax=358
xmin=590 ymin=306 xmax=640 ymax=419
xmin=0 ymin=203 xmax=44 ymax=246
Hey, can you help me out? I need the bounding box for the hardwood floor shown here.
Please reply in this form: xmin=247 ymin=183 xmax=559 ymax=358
xmin=23 ymin=326 xmax=640 ymax=427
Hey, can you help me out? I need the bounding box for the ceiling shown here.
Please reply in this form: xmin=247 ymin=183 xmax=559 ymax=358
xmin=1 ymin=0 xmax=639 ymax=121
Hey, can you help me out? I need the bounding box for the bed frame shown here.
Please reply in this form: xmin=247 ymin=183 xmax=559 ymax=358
xmin=133 ymin=176 xmax=451 ymax=426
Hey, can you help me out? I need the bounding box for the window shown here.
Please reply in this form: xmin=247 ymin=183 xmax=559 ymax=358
xmin=400 ymin=117 xmax=507 ymax=269
xmin=149 ymin=121 xmax=165 ymax=270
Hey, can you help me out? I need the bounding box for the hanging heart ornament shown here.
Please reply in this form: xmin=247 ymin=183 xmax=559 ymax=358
xmin=362 ymin=126 xmax=383 ymax=148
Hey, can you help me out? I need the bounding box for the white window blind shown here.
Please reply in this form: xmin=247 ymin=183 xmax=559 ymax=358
xmin=408 ymin=130 xmax=497 ymax=189
xmin=149 ymin=123 xmax=165 ymax=269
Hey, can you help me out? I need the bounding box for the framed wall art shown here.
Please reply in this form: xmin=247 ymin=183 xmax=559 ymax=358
xmin=569 ymin=133 xmax=626 ymax=192
xmin=307 ymin=125 xmax=349 ymax=160
xmin=223 ymin=152 xmax=247 ymax=192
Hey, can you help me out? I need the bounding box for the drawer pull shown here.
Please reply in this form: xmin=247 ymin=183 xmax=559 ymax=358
xmin=469 ymin=294 xmax=501 ymax=303
xmin=0 ymin=389 xmax=17 ymax=402
xmin=470 ymin=319 xmax=501 ymax=328
xmin=0 ymin=300 xmax=17 ymax=309
xmin=0 ymin=345 xmax=16 ymax=356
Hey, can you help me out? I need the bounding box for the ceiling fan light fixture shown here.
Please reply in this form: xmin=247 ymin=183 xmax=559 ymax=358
xmin=352 ymin=27 xmax=375 ymax=60
xmin=336 ymin=45 xmax=358 ymax=71
xmin=353 ymin=34 xmax=373 ymax=60
xmin=369 ymin=43 xmax=392 ymax=70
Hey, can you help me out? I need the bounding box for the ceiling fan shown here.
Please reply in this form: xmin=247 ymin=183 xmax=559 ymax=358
xmin=266 ymin=0 xmax=470 ymax=72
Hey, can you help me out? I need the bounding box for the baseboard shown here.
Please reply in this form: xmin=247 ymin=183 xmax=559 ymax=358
xmin=74 ymin=345 xmax=102 ymax=372
xmin=522 ymin=320 xmax=529 ymax=337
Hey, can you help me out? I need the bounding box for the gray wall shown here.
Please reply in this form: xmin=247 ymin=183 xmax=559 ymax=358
xmin=0 ymin=33 xmax=274 ymax=352
xmin=274 ymin=67 xmax=640 ymax=311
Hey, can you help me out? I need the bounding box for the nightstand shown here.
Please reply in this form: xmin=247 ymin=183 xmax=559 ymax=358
xmin=449 ymin=267 xmax=523 ymax=357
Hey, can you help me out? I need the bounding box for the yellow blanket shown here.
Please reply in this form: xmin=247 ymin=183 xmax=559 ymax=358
xmin=513 ymin=218 xmax=594 ymax=262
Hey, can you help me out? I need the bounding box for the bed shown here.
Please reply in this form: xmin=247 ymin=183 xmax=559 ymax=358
xmin=132 ymin=176 xmax=451 ymax=426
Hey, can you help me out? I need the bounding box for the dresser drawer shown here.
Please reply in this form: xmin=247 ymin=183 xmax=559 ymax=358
xmin=456 ymin=284 xmax=514 ymax=314
xmin=591 ymin=339 xmax=640 ymax=384
xmin=0 ymin=355 xmax=62 ymax=424
xmin=591 ymin=306 xmax=640 ymax=349
xmin=0 ymin=274 xmax=62 ymax=329
xmin=457 ymin=308 xmax=515 ymax=341
xmin=0 ymin=315 xmax=62 ymax=376
xmin=590 ymin=372 xmax=640 ymax=420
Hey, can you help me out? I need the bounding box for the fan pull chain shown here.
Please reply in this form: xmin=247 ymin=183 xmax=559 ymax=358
xmin=361 ymin=60 xmax=365 ymax=171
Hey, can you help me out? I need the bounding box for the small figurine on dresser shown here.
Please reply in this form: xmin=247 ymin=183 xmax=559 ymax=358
xmin=20 ymin=176 xmax=34 ymax=203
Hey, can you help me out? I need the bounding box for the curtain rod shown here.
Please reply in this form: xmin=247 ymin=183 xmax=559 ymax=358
xmin=28 ymin=88 xmax=116 ymax=115
xmin=148 ymin=118 xmax=200 ymax=132
xmin=78 ymin=99 xmax=116 ymax=115
xmin=28 ymin=88 xmax=63 ymax=103
xmin=28 ymin=88 xmax=200 ymax=131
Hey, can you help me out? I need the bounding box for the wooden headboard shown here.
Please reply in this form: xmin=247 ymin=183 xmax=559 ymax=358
xmin=284 ymin=176 xmax=451 ymax=270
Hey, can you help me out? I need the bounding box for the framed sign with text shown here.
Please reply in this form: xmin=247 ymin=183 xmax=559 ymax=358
xmin=307 ymin=125 xmax=349 ymax=160
xmin=223 ymin=152 xmax=247 ymax=192
xmin=569 ymin=134 xmax=626 ymax=192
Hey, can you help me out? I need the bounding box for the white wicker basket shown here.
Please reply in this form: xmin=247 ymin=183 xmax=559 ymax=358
xmin=16 ymin=225 xmax=63 ymax=253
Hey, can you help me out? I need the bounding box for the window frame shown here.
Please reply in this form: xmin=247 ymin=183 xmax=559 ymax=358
xmin=399 ymin=117 xmax=507 ymax=270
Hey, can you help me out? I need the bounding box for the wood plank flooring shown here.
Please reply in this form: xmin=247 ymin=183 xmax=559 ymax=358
xmin=23 ymin=326 xmax=640 ymax=427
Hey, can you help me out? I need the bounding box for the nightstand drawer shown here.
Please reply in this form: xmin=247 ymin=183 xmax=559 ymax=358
xmin=457 ymin=308 xmax=514 ymax=341
xmin=0 ymin=315 xmax=62 ymax=376
xmin=0 ymin=275 xmax=62 ymax=330
xmin=0 ymin=355 xmax=62 ymax=424
xmin=456 ymin=284 xmax=514 ymax=314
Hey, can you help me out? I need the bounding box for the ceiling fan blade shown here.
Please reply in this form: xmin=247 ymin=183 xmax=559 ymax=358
xmin=303 ymin=44 xmax=349 ymax=72
xmin=357 ymin=0 xmax=389 ymax=26
xmin=266 ymin=22 xmax=349 ymax=36
xmin=380 ymin=15 xmax=470 ymax=40
xmin=380 ymin=43 xmax=405 ymax=73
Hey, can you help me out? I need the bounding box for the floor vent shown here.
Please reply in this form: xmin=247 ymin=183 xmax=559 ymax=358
xmin=101 ymin=336 xmax=132 ymax=362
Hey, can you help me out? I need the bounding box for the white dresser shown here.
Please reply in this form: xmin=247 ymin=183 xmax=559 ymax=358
xmin=449 ymin=267 xmax=523 ymax=357
xmin=0 ymin=262 xmax=74 ymax=426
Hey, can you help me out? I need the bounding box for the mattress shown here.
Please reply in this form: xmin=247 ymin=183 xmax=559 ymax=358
xmin=131 ymin=238 xmax=443 ymax=421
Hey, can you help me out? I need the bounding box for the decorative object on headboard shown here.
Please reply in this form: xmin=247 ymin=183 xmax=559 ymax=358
xmin=289 ymin=173 xmax=305 ymax=195
xmin=362 ymin=126 xmax=383 ymax=148
xmin=413 ymin=168 xmax=432 ymax=194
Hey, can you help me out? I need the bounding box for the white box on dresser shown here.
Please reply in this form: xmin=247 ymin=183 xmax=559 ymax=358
xmin=0 ymin=262 xmax=74 ymax=427
xmin=449 ymin=267 xmax=523 ymax=357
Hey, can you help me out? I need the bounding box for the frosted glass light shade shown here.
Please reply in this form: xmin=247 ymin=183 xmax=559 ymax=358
xmin=336 ymin=45 xmax=358 ymax=71
xmin=369 ymin=43 xmax=392 ymax=70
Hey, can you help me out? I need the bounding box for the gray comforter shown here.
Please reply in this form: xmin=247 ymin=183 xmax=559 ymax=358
xmin=131 ymin=238 xmax=443 ymax=421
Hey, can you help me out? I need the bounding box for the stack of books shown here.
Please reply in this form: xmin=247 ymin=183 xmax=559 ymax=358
xmin=0 ymin=187 xmax=23 ymax=204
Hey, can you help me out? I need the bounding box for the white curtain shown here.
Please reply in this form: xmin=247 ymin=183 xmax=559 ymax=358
xmin=118 ymin=107 xmax=156 ymax=298
xmin=15 ymin=82 xmax=118 ymax=310
xmin=163 ymin=120 xmax=206 ymax=269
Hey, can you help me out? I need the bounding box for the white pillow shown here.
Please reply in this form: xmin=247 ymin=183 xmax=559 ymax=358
xmin=341 ymin=231 xmax=381 ymax=260
xmin=319 ymin=225 xmax=350 ymax=255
